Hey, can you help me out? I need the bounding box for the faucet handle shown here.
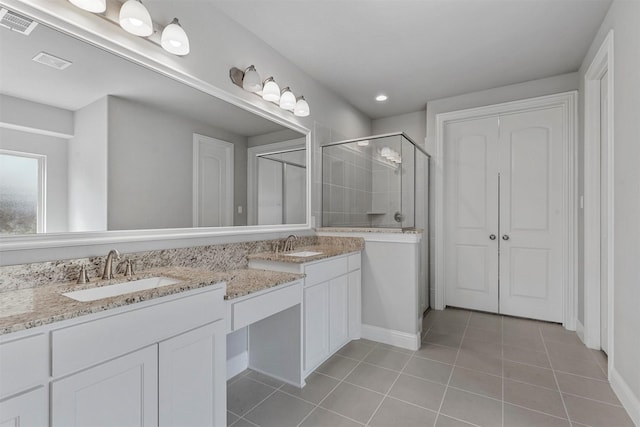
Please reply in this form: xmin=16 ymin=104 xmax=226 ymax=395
xmin=77 ymin=265 xmax=90 ymax=284
xmin=116 ymin=259 xmax=135 ymax=277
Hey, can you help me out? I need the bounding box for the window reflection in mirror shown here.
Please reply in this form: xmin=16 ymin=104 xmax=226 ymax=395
xmin=0 ymin=11 xmax=307 ymax=236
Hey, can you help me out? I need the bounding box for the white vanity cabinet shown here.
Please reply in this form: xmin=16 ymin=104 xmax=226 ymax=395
xmin=249 ymin=252 xmax=362 ymax=376
xmin=0 ymin=285 xmax=226 ymax=427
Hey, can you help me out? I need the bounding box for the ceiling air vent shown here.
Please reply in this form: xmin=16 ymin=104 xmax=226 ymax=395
xmin=32 ymin=52 xmax=73 ymax=70
xmin=0 ymin=8 xmax=38 ymax=35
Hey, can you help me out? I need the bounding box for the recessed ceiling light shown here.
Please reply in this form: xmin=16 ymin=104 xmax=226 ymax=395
xmin=375 ymin=94 xmax=388 ymax=102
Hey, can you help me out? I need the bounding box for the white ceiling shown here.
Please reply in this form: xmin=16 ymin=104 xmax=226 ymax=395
xmin=212 ymin=0 xmax=612 ymax=119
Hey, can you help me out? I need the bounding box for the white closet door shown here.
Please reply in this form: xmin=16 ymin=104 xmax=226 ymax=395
xmin=498 ymin=107 xmax=565 ymax=322
xmin=444 ymin=117 xmax=500 ymax=312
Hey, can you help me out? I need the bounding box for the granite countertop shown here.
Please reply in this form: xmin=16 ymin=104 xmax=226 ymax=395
xmin=223 ymin=269 xmax=303 ymax=300
xmin=247 ymin=243 xmax=364 ymax=264
xmin=0 ymin=266 xmax=302 ymax=335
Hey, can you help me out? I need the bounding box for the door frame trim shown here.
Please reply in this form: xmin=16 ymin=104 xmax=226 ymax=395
xmin=434 ymin=91 xmax=578 ymax=329
xmin=583 ymin=30 xmax=614 ymax=364
xmin=192 ymin=134 xmax=235 ymax=227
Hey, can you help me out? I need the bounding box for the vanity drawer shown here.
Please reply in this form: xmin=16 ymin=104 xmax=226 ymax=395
xmin=304 ymin=257 xmax=348 ymax=286
xmin=51 ymin=287 xmax=224 ymax=377
xmin=228 ymin=281 xmax=301 ymax=332
xmin=348 ymin=253 xmax=361 ymax=271
xmin=0 ymin=332 xmax=48 ymax=399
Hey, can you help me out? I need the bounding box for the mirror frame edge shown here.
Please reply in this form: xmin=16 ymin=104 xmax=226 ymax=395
xmin=0 ymin=0 xmax=313 ymax=253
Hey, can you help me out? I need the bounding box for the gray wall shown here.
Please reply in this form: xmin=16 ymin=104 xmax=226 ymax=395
xmin=69 ymin=97 xmax=108 ymax=232
xmin=578 ymin=0 xmax=640 ymax=413
xmin=0 ymin=93 xmax=73 ymax=137
xmin=372 ymin=110 xmax=427 ymax=149
xmin=107 ymin=96 xmax=248 ymax=230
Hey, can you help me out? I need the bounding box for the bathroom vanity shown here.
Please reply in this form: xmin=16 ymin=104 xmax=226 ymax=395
xmin=0 ymin=269 xmax=227 ymax=427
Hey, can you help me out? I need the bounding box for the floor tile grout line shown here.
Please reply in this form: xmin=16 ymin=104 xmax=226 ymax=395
xmin=237 ymin=380 xmax=283 ymax=424
xmin=295 ymin=342 xmax=377 ymax=427
xmin=539 ymin=324 xmax=573 ymax=423
xmin=559 ymin=390 xmax=625 ymax=408
xmin=363 ymin=345 xmax=415 ymax=426
xmin=432 ymin=311 xmax=471 ymax=426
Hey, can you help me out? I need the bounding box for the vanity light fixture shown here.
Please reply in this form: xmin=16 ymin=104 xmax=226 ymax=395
xmin=67 ymin=0 xmax=190 ymax=56
xmin=262 ymin=77 xmax=281 ymax=102
xmin=68 ymin=0 xmax=105 ymax=13
xmin=119 ymin=0 xmax=153 ymax=37
xmin=375 ymin=94 xmax=388 ymax=102
xmin=241 ymin=65 xmax=262 ymax=92
xmin=229 ymin=66 xmax=311 ymax=117
xmin=279 ymin=87 xmax=296 ymax=111
xmin=294 ymin=96 xmax=310 ymax=117
xmin=161 ymin=18 xmax=190 ymax=56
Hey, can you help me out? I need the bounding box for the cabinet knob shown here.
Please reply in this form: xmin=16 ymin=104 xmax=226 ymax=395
xmin=489 ymin=234 xmax=496 ymax=240
xmin=502 ymin=235 xmax=510 ymax=241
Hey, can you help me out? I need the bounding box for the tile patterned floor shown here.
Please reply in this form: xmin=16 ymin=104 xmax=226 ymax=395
xmin=227 ymin=308 xmax=635 ymax=427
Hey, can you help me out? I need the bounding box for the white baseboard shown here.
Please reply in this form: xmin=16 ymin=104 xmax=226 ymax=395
xmin=248 ymin=365 xmax=305 ymax=388
xmin=576 ymin=319 xmax=585 ymax=344
xmin=361 ymin=324 xmax=420 ymax=351
xmin=227 ymin=351 xmax=248 ymax=380
xmin=610 ymin=367 xmax=640 ymax=426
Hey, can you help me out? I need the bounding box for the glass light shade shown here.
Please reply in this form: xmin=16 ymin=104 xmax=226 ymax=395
xmin=161 ymin=18 xmax=190 ymax=55
xmin=242 ymin=65 xmax=262 ymax=92
xmin=262 ymin=78 xmax=280 ymax=102
xmin=294 ymin=96 xmax=310 ymax=117
xmin=279 ymin=87 xmax=296 ymax=111
xmin=119 ymin=0 xmax=153 ymax=37
xmin=69 ymin=0 xmax=106 ymax=13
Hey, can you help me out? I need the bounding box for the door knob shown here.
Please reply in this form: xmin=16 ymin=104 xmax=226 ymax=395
xmin=502 ymin=235 xmax=510 ymax=241
xmin=489 ymin=234 xmax=496 ymax=240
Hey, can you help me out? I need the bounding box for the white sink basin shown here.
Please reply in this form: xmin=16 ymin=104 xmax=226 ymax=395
xmin=63 ymin=276 xmax=181 ymax=302
xmin=284 ymin=251 xmax=323 ymax=258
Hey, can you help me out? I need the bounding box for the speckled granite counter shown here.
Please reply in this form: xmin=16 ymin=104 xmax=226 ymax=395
xmin=223 ymin=269 xmax=303 ymax=300
xmin=247 ymin=241 xmax=364 ymax=264
xmin=0 ymin=267 xmax=302 ymax=335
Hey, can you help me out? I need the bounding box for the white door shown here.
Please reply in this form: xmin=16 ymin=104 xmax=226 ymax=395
xmin=159 ymin=321 xmax=226 ymax=427
xmin=600 ymin=71 xmax=609 ymax=354
xmin=52 ymin=346 xmax=158 ymax=427
xmin=329 ymin=275 xmax=349 ymax=352
xmin=498 ymin=107 xmax=565 ymax=322
xmin=444 ymin=108 xmax=565 ymax=322
xmin=0 ymin=387 xmax=48 ymax=427
xmin=193 ymin=135 xmax=234 ymax=227
xmin=303 ymin=282 xmax=329 ymax=373
xmin=444 ymin=117 xmax=500 ymax=312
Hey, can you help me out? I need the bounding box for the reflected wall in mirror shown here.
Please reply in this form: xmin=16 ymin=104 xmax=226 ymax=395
xmin=0 ymin=10 xmax=307 ymax=235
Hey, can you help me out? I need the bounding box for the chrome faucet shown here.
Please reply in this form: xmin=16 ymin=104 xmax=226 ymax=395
xmin=283 ymin=234 xmax=298 ymax=252
xmin=102 ymin=249 xmax=120 ymax=280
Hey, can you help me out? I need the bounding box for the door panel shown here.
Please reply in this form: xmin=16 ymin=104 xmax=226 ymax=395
xmin=303 ymin=282 xmax=329 ymax=372
xmin=193 ymin=135 xmax=234 ymax=227
xmin=444 ymin=117 xmax=499 ymax=312
xmin=329 ymin=275 xmax=349 ymax=352
xmin=499 ymin=107 xmax=564 ymax=322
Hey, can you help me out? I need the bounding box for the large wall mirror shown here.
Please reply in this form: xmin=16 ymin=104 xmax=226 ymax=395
xmin=0 ymin=7 xmax=309 ymax=242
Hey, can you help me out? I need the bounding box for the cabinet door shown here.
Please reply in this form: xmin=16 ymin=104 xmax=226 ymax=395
xmin=347 ymin=270 xmax=362 ymax=339
xmin=304 ymin=282 xmax=329 ymax=372
xmin=52 ymin=345 xmax=158 ymax=427
xmin=329 ymin=275 xmax=349 ymax=352
xmin=0 ymin=387 xmax=47 ymax=427
xmin=159 ymin=321 xmax=226 ymax=427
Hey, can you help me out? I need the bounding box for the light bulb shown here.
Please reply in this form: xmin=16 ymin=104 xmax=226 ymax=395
xmin=356 ymin=140 xmax=370 ymax=147
xmin=161 ymin=18 xmax=190 ymax=55
xmin=262 ymin=78 xmax=280 ymax=102
xmin=119 ymin=0 xmax=153 ymax=36
xmin=279 ymin=87 xmax=296 ymax=111
xmin=381 ymin=147 xmax=392 ymax=158
xmin=69 ymin=0 xmax=106 ymax=13
xmin=242 ymin=65 xmax=262 ymax=92
xmin=294 ymin=96 xmax=310 ymax=117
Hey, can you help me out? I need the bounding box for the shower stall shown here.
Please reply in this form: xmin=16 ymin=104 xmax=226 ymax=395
xmin=256 ymin=148 xmax=306 ymax=225
xmin=321 ymin=133 xmax=429 ymax=230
